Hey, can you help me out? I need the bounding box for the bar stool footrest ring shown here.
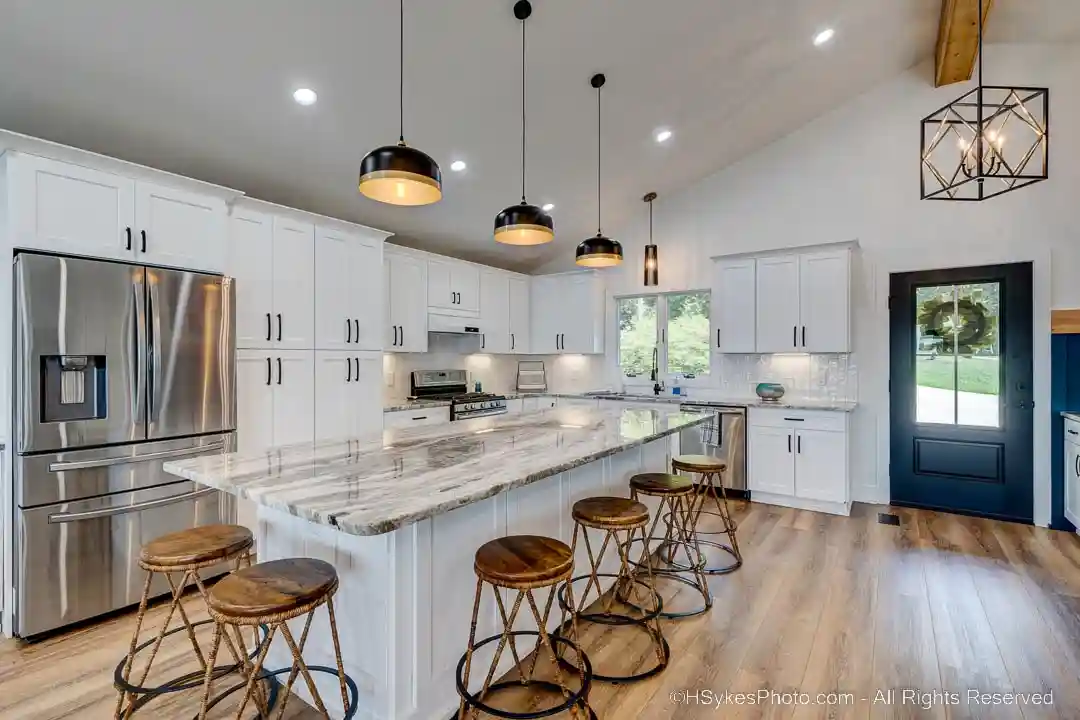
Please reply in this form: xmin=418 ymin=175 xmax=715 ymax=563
xmin=551 ymin=620 xmax=670 ymax=684
xmin=192 ymin=664 xmax=356 ymax=720
xmin=621 ymin=536 xmax=707 ymax=575
xmin=617 ymin=571 xmax=713 ymax=619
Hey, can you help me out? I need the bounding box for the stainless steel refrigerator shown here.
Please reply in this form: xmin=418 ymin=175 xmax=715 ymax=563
xmin=12 ymin=252 xmax=236 ymax=637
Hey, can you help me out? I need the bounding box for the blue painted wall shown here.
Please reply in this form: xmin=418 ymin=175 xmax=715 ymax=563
xmin=1050 ymin=333 xmax=1080 ymax=530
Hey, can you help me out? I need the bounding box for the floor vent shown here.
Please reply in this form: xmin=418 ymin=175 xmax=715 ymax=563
xmin=878 ymin=513 xmax=901 ymax=526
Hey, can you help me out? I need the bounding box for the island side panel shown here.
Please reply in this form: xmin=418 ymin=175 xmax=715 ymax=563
xmin=257 ymin=506 xmax=393 ymax=720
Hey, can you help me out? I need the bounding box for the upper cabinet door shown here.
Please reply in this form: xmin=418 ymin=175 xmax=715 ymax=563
xmin=272 ymin=350 xmax=315 ymax=447
xmin=135 ymin=181 xmax=227 ymax=272
xmin=314 ymin=226 xmax=354 ymax=351
xmin=8 ymin=154 xmax=135 ymax=261
xmin=229 ymin=210 xmax=275 ymax=349
xmin=452 ymin=263 xmax=480 ymax=313
xmin=349 ymin=237 xmax=384 ymax=351
xmin=351 ymin=353 xmax=385 ymax=437
xmin=798 ymin=250 xmax=851 ymax=353
xmin=314 ymin=351 xmax=355 ymax=442
xmin=388 ymin=253 xmax=428 ymax=353
xmin=530 ymin=275 xmax=561 ymax=354
xmin=508 ymin=276 xmax=531 ymax=354
xmin=479 ymin=271 xmax=510 ymax=354
xmin=560 ymin=273 xmax=604 ymax=354
xmin=713 ymin=259 xmax=756 ymax=353
xmin=755 ymin=255 xmax=801 ymax=353
xmin=271 ymin=217 xmax=315 ymax=350
xmin=427 ymin=259 xmax=454 ymax=310
xmin=235 ymin=349 xmax=275 ymax=455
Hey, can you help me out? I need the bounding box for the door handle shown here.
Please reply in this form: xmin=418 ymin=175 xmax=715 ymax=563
xmin=125 ymin=227 xmax=132 ymax=251
xmin=276 ymin=314 xmax=282 ymax=342
xmin=49 ymin=443 xmax=226 ymax=472
xmin=797 ymin=435 xmax=802 ymax=454
xmin=140 ymin=230 xmax=147 ymax=253
xmin=48 ymin=486 xmax=218 ymax=524
xmin=511 ymin=333 xmax=515 ymax=351
xmin=801 ymin=326 xmax=806 ymax=347
xmin=717 ymin=328 xmax=721 ymax=349
xmin=1069 ymin=429 xmax=1079 ymax=436
xmin=793 ymin=325 xmax=797 ymax=348
xmin=392 ymin=325 xmax=398 ymax=347
xmin=276 ymin=357 xmax=282 ymax=385
xmin=783 ymin=417 xmax=805 ymax=422
xmin=400 ymin=325 xmax=405 ymax=347
xmin=266 ymin=357 xmax=272 ymax=385
xmin=787 ymin=434 xmax=792 ymax=453
xmin=266 ymin=313 xmax=272 ymax=342
xmin=347 ymin=318 xmax=352 ymax=344
xmin=354 ymin=319 xmax=360 ymax=344
xmin=346 ymin=356 xmax=352 ymax=383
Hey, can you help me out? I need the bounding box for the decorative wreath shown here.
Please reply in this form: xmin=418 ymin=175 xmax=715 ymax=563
xmin=917 ymin=295 xmax=997 ymax=354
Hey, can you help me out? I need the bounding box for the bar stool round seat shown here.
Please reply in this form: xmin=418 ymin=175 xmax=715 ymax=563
xmin=672 ymin=453 xmax=743 ymax=575
xmin=114 ymin=525 xmax=256 ymax=718
xmin=197 ymin=558 xmax=357 ymax=720
xmin=625 ymin=472 xmax=713 ymax=619
xmin=556 ymin=497 xmax=669 ymax=683
xmin=455 ymin=535 xmax=596 ymax=720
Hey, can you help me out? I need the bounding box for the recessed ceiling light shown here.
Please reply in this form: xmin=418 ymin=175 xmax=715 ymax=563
xmin=292 ymin=88 xmax=317 ymax=106
xmin=655 ymin=129 xmax=673 ymax=143
xmin=542 ymin=203 xmax=555 ymax=212
xmin=450 ymin=160 xmax=467 ymax=172
xmin=813 ymin=28 xmax=835 ymax=46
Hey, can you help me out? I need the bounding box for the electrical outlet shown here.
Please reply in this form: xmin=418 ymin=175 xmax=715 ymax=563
xmin=384 ymin=371 xmax=395 ymax=388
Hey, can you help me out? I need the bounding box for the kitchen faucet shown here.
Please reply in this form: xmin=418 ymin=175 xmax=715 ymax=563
xmin=651 ymin=346 xmax=664 ymax=396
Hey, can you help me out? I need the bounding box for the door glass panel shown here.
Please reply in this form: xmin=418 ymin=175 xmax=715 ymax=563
xmin=617 ymin=296 xmax=657 ymax=379
xmin=914 ymin=282 xmax=1001 ymax=428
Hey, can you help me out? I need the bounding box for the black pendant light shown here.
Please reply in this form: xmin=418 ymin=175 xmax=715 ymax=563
xmin=575 ymin=73 xmax=623 ymax=268
xmin=494 ymin=1 xmax=554 ymax=245
xmin=643 ymin=192 xmax=658 ymax=286
xmin=358 ymin=0 xmax=442 ymax=206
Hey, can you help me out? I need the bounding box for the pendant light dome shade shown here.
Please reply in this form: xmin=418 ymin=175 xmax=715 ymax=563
xmin=359 ymin=143 xmax=442 ymax=206
xmin=575 ymin=73 xmax=623 ymax=267
xmin=494 ymin=202 xmax=554 ymax=245
xmin=358 ymin=0 xmax=441 ymax=206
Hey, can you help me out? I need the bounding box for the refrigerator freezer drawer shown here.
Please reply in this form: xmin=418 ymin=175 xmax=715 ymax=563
xmin=14 ymin=481 xmax=233 ymax=638
xmin=16 ymin=433 xmax=233 ymax=509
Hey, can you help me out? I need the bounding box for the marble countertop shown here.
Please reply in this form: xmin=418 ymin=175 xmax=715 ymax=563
xmin=384 ymin=399 xmax=453 ymax=412
xmin=383 ymin=392 xmax=857 ymax=413
xmin=1062 ymin=411 xmax=1080 ymax=422
xmin=165 ymin=405 xmax=709 ymax=537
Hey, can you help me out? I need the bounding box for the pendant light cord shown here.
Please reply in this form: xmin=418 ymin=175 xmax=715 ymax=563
xmin=399 ymin=0 xmax=405 ymax=143
xmin=521 ymin=16 xmax=527 ymax=203
xmin=596 ymin=82 xmax=602 ymax=234
xmin=977 ymin=0 xmax=983 ymax=86
xmin=649 ymin=198 xmax=653 ymax=243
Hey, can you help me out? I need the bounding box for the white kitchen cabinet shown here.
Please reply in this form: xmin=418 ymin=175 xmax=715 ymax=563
xmin=520 ymin=396 xmax=557 ymax=414
xmin=505 ymin=398 xmax=524 ymax=415
xmin=509 ymin=276 xmax=531 ymax=354
xmin=134 ymin=181 xmax=227 ymax=272
xmin=747 ymin=407 xmax=850 ymax=515
xmin=272 ymin=351 xmax=316 ymax=447
xmin=712 ymin=258 xmax=756 ymax=353
xmin=229 ymin=208 xmax=316 ymax=351
xmin=235 ymin=348 xmax=315 ymax=452
xmin=314 ymin=226 xmax=384 ymax=351
xmin=1065 ymin=419 xmax=1080 ymax=527
xmin=385 ymin=251 xmax=429 ymax=353
xmin=384 ymin=407 xmax=451 ymax=429
xmin=428 ymin=258 xmax=479 ymax=315
xmin=753 ymin=248 xmax=851 ymax=353
xmin=5 ymin=152 xmax=226 ymax=272
xmin=479 ymin=271 xmax=511 ymax=354
xmin=530 ymin=272 xmax=604 ymax=354
xmin=315 ymin=351 xmax=384 ymax=441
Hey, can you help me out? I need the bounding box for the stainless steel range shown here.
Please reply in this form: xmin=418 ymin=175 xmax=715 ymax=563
xmin=409 ymin=369 xmax=507 ymax=421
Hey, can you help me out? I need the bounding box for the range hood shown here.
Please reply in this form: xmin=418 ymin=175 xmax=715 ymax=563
xmin=428 ymin=313 xmax=483 ymax=335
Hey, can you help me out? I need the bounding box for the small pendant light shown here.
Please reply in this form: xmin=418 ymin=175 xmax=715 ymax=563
xmin=358 ymin=0 xmax=442 ymax=206
xmin=643 ymin=192 xmax=658 ymax=286
xmin=575 ymin=73 xmax=623 ymax=268
xmin=494 ymin=1 xmax=554 ymax=245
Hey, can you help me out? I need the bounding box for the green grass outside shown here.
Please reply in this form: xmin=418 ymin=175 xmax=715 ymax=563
xmin=915 ymin=355 xmax=1000 ymax=395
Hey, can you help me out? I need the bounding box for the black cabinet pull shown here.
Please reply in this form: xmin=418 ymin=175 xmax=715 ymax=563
xmin=354 ymin=319 xmax=359 ymax=343
xmin=394 ymin=325 xmax=400 ymax=347
xmin=1069 ymin=429 xmax=1078 ymax=436
xmin=125 ymin=227 xmax=132 ymax=251
xmin=787 ymin=434 xmax=792 ymax=453
xmin=717 ymin=328 xmax=721 ymax=348
xmin=276 ymin=314 xmax=282 ymax=342
xmin=276 ymin=357 xmax=282 ymax=385
xmin=1075 ymin=455 xmax=1079 ymax=477
xmin=511 ymin=333 xmax=515 ymax=351
xmin=783 ymin=417 xmax=805 ymax=422
xmin=347 ymin=318 xmax=352 ymax=344
xmin=797 ymin=435 xmax=802 ymax=454
xmin=140 ymin=230 xmax=147 ymax=253
xmin=802 ymin=326 xmax=806 ymax=347
xmin=346 ymin=357 xmax=352 ymax=382
xmin=412 ymin=416 xmax=428 ymax=421
xmin=266 ymin=313 xmax=272 ymax=342
xmin=265 ymin=357 xmax=272 ymax=386
xmin=792 ymin=325 xmax=797 ymax=347
xmin=400 ymin=325 xmax=405 ymax=347
xmin=481 ymin=334 xmax=485 ymax=350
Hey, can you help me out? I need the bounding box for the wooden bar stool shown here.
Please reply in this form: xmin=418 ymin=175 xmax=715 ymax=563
xmin=627 ymin=473 xmax=713 ymax=618
xmin=114 ymin=524 xmax=255 ymax=718
xmin=455 ymin=535 xmax=596 ymax=720
xmin=197 ymin=558 xmax=357 ymax=720
xmin=672 ymin=454 xmax=742 ymax=574
xmin=555 ymin=497 xmax=669 ymax=683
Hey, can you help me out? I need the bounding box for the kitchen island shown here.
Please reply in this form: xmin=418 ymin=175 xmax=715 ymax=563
xmin=165 ymin=404 xmax=708 ymax=720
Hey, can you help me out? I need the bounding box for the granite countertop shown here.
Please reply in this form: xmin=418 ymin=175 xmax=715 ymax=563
xmin=165 ymin=405 xmax=709 ymax=537
xmin=384 ymin=399 xmax=453 ymax=412
xmin=1062 ymin=411 xmax=1080 ymax=422
xmin=383 ymin=392 xmax=857 ymax=413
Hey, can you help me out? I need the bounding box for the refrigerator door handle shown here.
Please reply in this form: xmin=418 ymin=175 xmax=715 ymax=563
xmin=47 ymin=442 xmax=227 ymax=472
xmin=133 ymin=273 xmax=149 ymax=427
xmin=147 ymin=279 xmax=163 ymax=422
xmin=47 ymin=486 xmax=217 ymax=524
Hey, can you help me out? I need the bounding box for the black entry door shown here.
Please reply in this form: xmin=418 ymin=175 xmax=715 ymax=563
xmin=889 ymin=263 xmax=1033 ymax=523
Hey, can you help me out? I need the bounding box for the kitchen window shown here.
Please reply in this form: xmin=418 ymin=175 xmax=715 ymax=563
xmin=617 ymin=291 xmax=711 ymax=383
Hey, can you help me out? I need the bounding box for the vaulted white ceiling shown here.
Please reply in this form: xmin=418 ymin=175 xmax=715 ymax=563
xmin=1 ymin=1 xmax=1075 ymax=272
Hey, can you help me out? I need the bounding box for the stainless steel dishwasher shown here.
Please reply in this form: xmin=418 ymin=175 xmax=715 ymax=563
xmin=678 ymin=402 xmax=748 ymax=497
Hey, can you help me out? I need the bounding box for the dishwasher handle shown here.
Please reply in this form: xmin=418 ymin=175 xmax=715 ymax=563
xmin=47 ymin=486 xmax=217 ymax=524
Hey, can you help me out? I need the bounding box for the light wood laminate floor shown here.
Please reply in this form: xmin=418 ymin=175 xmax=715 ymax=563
xmin=2 ymin=502 xmax=1079 ymax=719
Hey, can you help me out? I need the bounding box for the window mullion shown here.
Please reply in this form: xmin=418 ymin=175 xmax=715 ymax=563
xmin=658 ymin=295 xmax=670 ymax=378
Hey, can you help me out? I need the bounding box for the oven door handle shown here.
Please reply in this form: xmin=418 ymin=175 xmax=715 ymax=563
xmin=48 ymin=443 xmax=226 ymax=472
xmin=47 ymin=486 xmax=218 ymax=524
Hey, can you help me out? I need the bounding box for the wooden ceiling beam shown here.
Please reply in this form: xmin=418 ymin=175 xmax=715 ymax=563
xmin=934 ymin=0 xmax=994 ymax=87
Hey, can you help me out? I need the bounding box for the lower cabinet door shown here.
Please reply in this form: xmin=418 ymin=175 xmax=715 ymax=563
xmin=747 ymin=425 xmax=795 ymax=495
xmin=793 ymin=429 xmax=847 ymax=503
xmin=272 ymin=350 xmax=315 ymax=447
xmin=1066 ymin=441 xmax=1080 ymax=525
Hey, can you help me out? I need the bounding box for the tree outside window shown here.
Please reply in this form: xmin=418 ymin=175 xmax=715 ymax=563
xmin=617 ymin=291 xmax=710 ymax=381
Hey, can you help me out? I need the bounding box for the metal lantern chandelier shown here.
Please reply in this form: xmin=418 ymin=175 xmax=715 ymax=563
xmin=494 ymin=0 xmax=554 ymax=245
xmin=920 ymin=0 xmax=1048 ymax=201
xmin=575 ymin=73 xmax=623 ymax=268
xmin=358 ymin=0 xmax=442 ymax=206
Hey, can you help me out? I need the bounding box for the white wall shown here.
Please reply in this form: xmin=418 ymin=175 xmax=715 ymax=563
xmin=539 ymin=43 xmax=1080 ymax=525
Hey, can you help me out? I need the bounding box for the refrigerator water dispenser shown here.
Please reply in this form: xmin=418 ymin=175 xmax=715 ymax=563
xmin=40 ymin=354 xmax=107 ymax=422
